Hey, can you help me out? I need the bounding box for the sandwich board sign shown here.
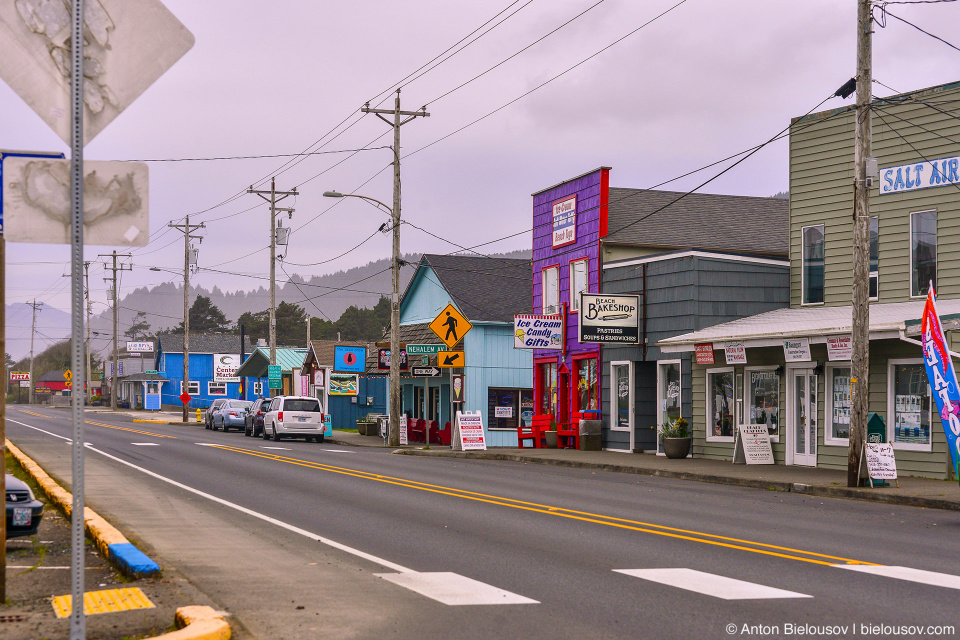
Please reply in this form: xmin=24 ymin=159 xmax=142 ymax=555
xmin=456 ymin=410 xmax=486 ymax=451
xmin=733 ymin=424 xmax=774 ymax=465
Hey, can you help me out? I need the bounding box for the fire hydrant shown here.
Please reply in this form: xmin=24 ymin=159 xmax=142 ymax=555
xmin=196 ymin=408 xmax=202 ymax=423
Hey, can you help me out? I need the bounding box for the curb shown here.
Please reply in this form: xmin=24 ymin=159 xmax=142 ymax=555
xmin=5 ymin=439 xmax=163 ymax=578
xmin=143 ymin=605 xmax=231 ymax=640
xmin=398 ymin=449 xmax=960 ymax=512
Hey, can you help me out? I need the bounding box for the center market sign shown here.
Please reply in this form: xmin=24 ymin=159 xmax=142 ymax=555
xmin=578 ymin=293 xmax=640 ymax=344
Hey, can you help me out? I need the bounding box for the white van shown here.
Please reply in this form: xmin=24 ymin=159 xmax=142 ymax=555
xmin=263 ymin=396 xmax=326 ymax=442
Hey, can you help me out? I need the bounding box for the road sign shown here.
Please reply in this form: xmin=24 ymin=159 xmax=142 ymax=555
xmin=437 ymin=351 xmax=465 ymax=368
xmin=267 ymin=365 xmax=281 ymax=378
xmin=146 ymin=370 xmax=158 ymax=375
xmin=411 ymin=366 xmax=441 ymax=378
xmin=64 ymin=370 xmax=73 ymax=381
xmin=429 ymin=303 xmax=472 ymax=349
xmin=406 ymin=343 xmax=443 ymax=355
xmin=179 ymin=392 xmax=191 ymax=405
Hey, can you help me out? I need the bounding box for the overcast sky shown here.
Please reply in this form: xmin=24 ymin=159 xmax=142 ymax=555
xmin=2 ymin=0 xmax=959 ymax=342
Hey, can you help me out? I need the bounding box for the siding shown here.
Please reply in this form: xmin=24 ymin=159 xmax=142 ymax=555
xmin=400 ymin=266 xmax=454 ymax=325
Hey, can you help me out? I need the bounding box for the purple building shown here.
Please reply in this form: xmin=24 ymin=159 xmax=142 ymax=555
xmin=531 ymin=167 xmax=609 ymax=432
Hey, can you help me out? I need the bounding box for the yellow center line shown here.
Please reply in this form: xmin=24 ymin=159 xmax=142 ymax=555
xmin=20 ymin=409 xmax=53 ymax=418
xmin=84 ymin=420 xmax=176 ymax=439
xmin=210 ymin=444 xmax=878 ymax=567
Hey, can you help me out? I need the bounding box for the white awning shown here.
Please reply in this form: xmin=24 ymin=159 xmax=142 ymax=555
xmin=659 ymin=298 xmax=960 ymax=353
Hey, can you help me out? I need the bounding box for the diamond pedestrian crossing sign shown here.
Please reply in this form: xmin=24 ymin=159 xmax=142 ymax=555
xmin=429 ymin=304 xmax=472 ymax=349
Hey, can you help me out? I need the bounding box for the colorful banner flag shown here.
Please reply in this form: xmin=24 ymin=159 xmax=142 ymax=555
xmin=920 ymin=285 xmax=960 ymax=480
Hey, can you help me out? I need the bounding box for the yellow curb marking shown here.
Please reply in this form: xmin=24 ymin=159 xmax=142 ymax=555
xmin=85 ymin=419 xmax=176 ymax=439
xmin=51 ymin=587 xmax=155 ymax=618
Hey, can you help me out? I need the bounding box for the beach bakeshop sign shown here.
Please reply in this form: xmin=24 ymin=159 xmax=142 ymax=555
xmin=514 ymin=314 xmax=563 ymax=350
xmin=579 ymin=293 xmax=640 ymax=344
xmin=551 ymin=195 xmax=576 ymax=248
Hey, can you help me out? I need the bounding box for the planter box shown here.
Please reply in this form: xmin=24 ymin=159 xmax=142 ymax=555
xmin=356 ymin=422 xmax=376 ymax=436
xmin=662 ymin=437 xmax=692 ymax=459
xmin=544 ymin=431 xmax=557 ymax=448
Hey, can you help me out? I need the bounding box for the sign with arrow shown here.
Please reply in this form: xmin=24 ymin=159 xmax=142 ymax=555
xmin=429 ymin=303 xmax=472 ymax=349
xmin=438 ymin=351 xmax=464 ymax=368
xmin=411 ymin=366 xmax=441 ymax=378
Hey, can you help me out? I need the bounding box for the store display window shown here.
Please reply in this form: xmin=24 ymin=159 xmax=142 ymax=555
xmin=827 ymin=366 xmax=851 ymax=443
xmin=707 ymin=368 xmax=735 ymax=440
xmin=888 ymin=360 xmax=931 ymax=450
xmin=537 ymin=361 xmax=557 ymax=416
xmin=746 ymin=368 xmax=779 ymax=438
xmin=574 ymin=357 xmax=599 ymax=414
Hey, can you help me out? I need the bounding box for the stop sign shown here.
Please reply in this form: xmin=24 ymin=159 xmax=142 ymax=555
xmin=179 ymin=392 xmax=191 ymax=404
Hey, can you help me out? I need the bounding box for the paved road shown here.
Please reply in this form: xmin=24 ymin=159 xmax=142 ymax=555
xmin=8 ymin=407 xmax=960 ymax=640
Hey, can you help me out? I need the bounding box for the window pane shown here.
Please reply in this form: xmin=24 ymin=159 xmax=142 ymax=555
xmin=570 ymin=260 xmax=587 ymax=311
xmin=830 ymin=367 xmax=851 ymax=439
xmin=912 ymin=211 xmax=936 ymax=296
xmin=488 ymin=388 xmax=519 ymax=430
xmin=576 ymin=358 xmax=599 ymax=412
xmin=539 ymin=363 xmax=556 ymax=415
xmin=615 ymin=365 xmax=630 ymax=428
xmin=803 ymin=225 xmax=824 ymax=304
xmin=893 ymin=364 xmax=930 ymax=445
xmin=663 ymin=363 xmax=681 ymax=424
xmin=709 ymin=371 xmax=734 ymax=437
xmin=749 ymin=370 xmax=780 ymax=437
xmin=543 ymin=268 xmax=559 ymax=313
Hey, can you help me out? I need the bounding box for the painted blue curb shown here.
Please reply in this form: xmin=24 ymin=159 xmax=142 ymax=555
xmin=107 ymin=542 xmax=161 ymax=578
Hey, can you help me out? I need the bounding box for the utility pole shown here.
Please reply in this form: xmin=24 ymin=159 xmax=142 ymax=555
xmin=362 ymin=89 xmax=429 ymax=447
xmin=84 ymin=261 xmax=92 ymax=403
xmin=248 ymin=179 xmax=296 ymax=369
xmin=99 ymin=251 xmax=132 ymax=410
xmin=168 ymin=217 xmax=204 ymax=422
xmin=849 ymin=0 xmax=873 ymax=487
xmin=27 ymin=299 xmax=42 ymax=405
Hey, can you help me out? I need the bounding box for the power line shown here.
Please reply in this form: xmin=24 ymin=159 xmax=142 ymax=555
xmin=875 ymin=5 xmax=960 ymax=54
xmin=120 ymin=146 xmax=392 ymax=163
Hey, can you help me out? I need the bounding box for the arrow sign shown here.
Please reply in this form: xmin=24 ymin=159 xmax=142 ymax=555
xmin=438 ymin=351 xmax=464 ymax=368
xmin=412 ymin=367 xmax=441 ymax=378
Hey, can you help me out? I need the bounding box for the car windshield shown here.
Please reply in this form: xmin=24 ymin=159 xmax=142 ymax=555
xmin=284 ymin=399 xmax=321 ymax=412
xmin=228 ymin=401 xmax=251 ymax=409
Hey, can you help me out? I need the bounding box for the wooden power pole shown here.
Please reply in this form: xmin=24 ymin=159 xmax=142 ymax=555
xmin=168 ymin=217 xmax=204 ymax=422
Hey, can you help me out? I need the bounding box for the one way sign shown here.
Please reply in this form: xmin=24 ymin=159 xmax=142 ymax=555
xmin=438 ymin=351 xmax=465 ymax=367
xmin=412 ymin=366 xmax=441 ymax=377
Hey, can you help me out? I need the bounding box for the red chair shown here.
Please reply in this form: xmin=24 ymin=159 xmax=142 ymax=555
xmin=556 ymin=422 xmax=580 ymax=449
xmin=439 ymin=421 xmax=452 ymax=445
xmin=517 ymin=424 xmax=542 ymax=449
xmin=411 ymin=418 xmax=427 ymax=443
xmin=428 ymin=420 xmax=441 ymax=444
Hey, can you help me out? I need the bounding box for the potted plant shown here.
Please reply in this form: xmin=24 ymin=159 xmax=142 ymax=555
xmin=544 ymin=417 xmax=558 ymax=448
xmin=660 ymin=417 xmax=691 ymax=459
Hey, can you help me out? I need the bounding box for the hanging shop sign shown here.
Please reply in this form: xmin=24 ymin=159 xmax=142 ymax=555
xmin=826 ymin=335 xmax=852 ymax=361
xmin=451 ymin=374 xmax=465 ymax=403
xmin=333 ymin=345 xmax=366 ymax=373
xmin=551 ymin=195 xmax=577 ymax=248
xmin=783 ymin=338 xmax=811 ymax=363
xmin=126 ymin=341 xmax=154 ymax=353
xmin=377 ymin=348 xmax=408 ymax=371
xmin=329 ymin=373 xmax=359 ymax=396
xmin=313 ymin=370 xmax=325 ymax=388
xmin=920 ymin=287 xmax=960 ymax=476
xmin=694 ymin=343 xmax=715 ymax=365
xmin=880 ymin=154 xmax=960 ymax=195
xmin=456 ymin=410 xmax=487 ymax=451
xmin=723 ymin=342 xmax=747 ymax=365
xmin=514 ymin=314 xmax=563 ymax=350
xmin=578 ymin=293 xmax=640 ymax=344
xmin=213 ymin=354 xmax=241 ymax=382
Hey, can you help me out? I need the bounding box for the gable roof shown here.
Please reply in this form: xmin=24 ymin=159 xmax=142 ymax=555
xmin=304 ymin=339 xmax=380 ymax=373
xmin=407 ymin=254 xmax=531 ymax=323
xmin=604 ymin=188 xmax=788 ymax=257
xmin=233 ymin=347 xmax=308 ymax=378
xmin=38 ymin=370 xmax=69 ymax=382
xmin=157 ymin=333 xmax=257 ymax=355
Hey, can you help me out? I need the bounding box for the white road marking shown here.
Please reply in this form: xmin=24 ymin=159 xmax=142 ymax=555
xmin=614 ymin=568 xmax=812 ymax=600
xmin=131 ymin=443 xmax=159 ymax=446
xmin=261 ymin=446 xmax=291 ymax=450
xmin=322 ymin=449 xmax=354 ymax=453
xmin=376 ymin=572 xmax=538 ymax=606
xmin=834 ymin=564 xmax=960 ymax=590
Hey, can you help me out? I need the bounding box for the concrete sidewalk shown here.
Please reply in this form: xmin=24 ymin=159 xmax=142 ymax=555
xmin=329 ymin=430 xmax=960 ymax=512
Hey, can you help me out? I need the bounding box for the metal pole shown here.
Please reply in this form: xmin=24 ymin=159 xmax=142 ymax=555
xmin=85 ymin=261 xmax=92 ymax=402
xmin=270 ymin=178 xmax=277 ymax=367
xmin=849 ymin=0 xmax=872 ymax=487
xmin=69 ymin=1 xmax=86 ymax=636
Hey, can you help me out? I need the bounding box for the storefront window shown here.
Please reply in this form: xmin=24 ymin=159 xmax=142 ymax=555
xmin=911 ymin=210 xmax=937 ymax=297
xmin=660 ymin=361 xmax=681 ymax=426
xmin=890 ymin=361 xmax=931 ymax=448
xmin=829 ymin=367 xmax=851 ymax=441
xmin=747 ymin=369 xmax=779 ymax=438
xmin=614 ymin=364 xmax=630 ymax=429
xmin=802 ymin=225 xmax=824 ymax=304
xmin=707 ymin=369 xmax=735 ymax=439
xmin=488 ymin=387 xmax=533 ymax=430
xmin=570 ymin=259 xmax=588 ymax=311
xmin=575 ymin=358 xmax=599 ymax=413
xmin=538 ymin=362 xmax=557 ymax=415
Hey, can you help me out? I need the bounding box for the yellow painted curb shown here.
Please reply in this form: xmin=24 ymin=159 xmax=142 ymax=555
xmin=144 ymin=605 xmax=231 ymax=640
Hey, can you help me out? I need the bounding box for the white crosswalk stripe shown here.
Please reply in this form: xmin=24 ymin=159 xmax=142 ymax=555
xmin=614 ymin=568 xmax=812 ymax=600
xmin=833 ymin=564 xmax=960 ymax=590
xmin=376 ymin=572 xmax=538 ymax=606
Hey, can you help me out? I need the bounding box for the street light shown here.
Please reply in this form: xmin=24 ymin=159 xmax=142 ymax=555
xmin=324 ymin=189 xmax=402 ymax=447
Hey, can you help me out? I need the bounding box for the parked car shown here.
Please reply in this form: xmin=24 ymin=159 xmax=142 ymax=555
xmin=214 ymin=399 xmax=253 ymax=432
xmin=205 ymin=398 xmax=228 ymax=430
xmin=263 ymin=396 xmax=325 ymax=442
xmin=244 ymin=397 xmax=271 ymax=437
xmin=5 ymin=474 xmax=44 ymax=538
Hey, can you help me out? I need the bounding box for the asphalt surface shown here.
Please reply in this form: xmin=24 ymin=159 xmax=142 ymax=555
xmin=7 ymin=407 xmax=960 ymax=640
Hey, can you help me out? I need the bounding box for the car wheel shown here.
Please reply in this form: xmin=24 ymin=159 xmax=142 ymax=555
xmin=262 ymin=425 xmax=271 ymax=440
xmin=316 ymin=435 xmax=324 ymax=444
xmin=274 ymin=430 xmax=283 ymax=442
xmin=245 ymin=424 xmax=251 ymax=437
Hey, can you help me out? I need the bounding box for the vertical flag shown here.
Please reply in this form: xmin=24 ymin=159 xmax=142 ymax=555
xmin=920 ymin=285 xmax=960 ymax=480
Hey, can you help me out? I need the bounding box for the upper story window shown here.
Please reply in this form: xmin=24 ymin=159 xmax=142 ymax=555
xmin=911 ymin=210 xmax=936 ymax=297
xmin=542 ymin=266 xmax=560 ymax=315
xmin=802 ymin=225 xmax=824 ymax=304
xmin=570 ymin=259 xmax=588 ymax=312
xmin=869 ymin=216 xmax=879 ymax=300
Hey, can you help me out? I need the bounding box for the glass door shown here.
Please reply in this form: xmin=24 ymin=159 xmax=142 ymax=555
xmin=611 ymin=362 xmax=634 ymax=451
xmin=789 ymin=369 xmax=818 ymax=466
xmin=657 ymin=361 xmax=682 ymax=455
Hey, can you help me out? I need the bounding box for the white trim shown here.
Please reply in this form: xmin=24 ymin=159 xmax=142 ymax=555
xmin=743 ymin=366 xmax=781 ymax=443
xmin=657 ymin=359 xmax=683 ymax=455
xmin=824 ymin=362 xmax=852 ymax=447
xmin=909 ymin=209 xmax=938 ymax=299
xmin=705 ymin=367 xmax=735 ymax=443
xmin=207 ymin=381 xmax=227 ymax=396
xmin=609 ymin=361 xmax=634 ymax=452
xmin=569 ymin=258 xmax=588 ymax=312
xmin=602 ymin=249 xmax=788 ymax=270
xmin=887 ymin=358 xmax=933 ymax=452
xmin=542 ymin=265 xmax=560 ymax=315
xmin=801 ymin=224 xmax=825 ymax=306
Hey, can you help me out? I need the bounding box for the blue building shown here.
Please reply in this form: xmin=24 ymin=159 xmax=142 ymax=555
xmin=396 ymin=254 xmax=532 ymax=447
xmin=155 ymin=333 xmax=258 ymax=409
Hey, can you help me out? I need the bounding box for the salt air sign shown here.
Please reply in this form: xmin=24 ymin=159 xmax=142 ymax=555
xmin=551 ymin=195 xmax=576 ymax=248
xmin=880 ymin=155 xmax=960 ymax=195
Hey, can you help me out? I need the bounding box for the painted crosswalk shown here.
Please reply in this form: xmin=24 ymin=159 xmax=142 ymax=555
xmin=834 ymin=565 xmax=960 ymax=590
xmin=614 ymin=568 xmax=812 ymax=600
xmin=376 ymin=571 xmax=538 ymax=606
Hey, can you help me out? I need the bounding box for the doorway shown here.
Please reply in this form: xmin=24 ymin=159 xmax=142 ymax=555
xmin=788 ymin=368 xmax=818 ymax=466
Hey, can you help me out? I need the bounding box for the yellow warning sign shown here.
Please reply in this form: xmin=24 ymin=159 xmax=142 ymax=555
xmin=52 ymin=587 xmax=155 ymax=618
xmin=437 ymin=351 xmax=465 ymax=368
xmin=429 ymin=303 xmax=472 ymax=349
xmin=63 ymin=369 xmax=73 ymax=381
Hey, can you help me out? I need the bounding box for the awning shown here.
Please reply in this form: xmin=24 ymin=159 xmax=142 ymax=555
xmin=659 ymin=298 xmax=960 ymax=352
